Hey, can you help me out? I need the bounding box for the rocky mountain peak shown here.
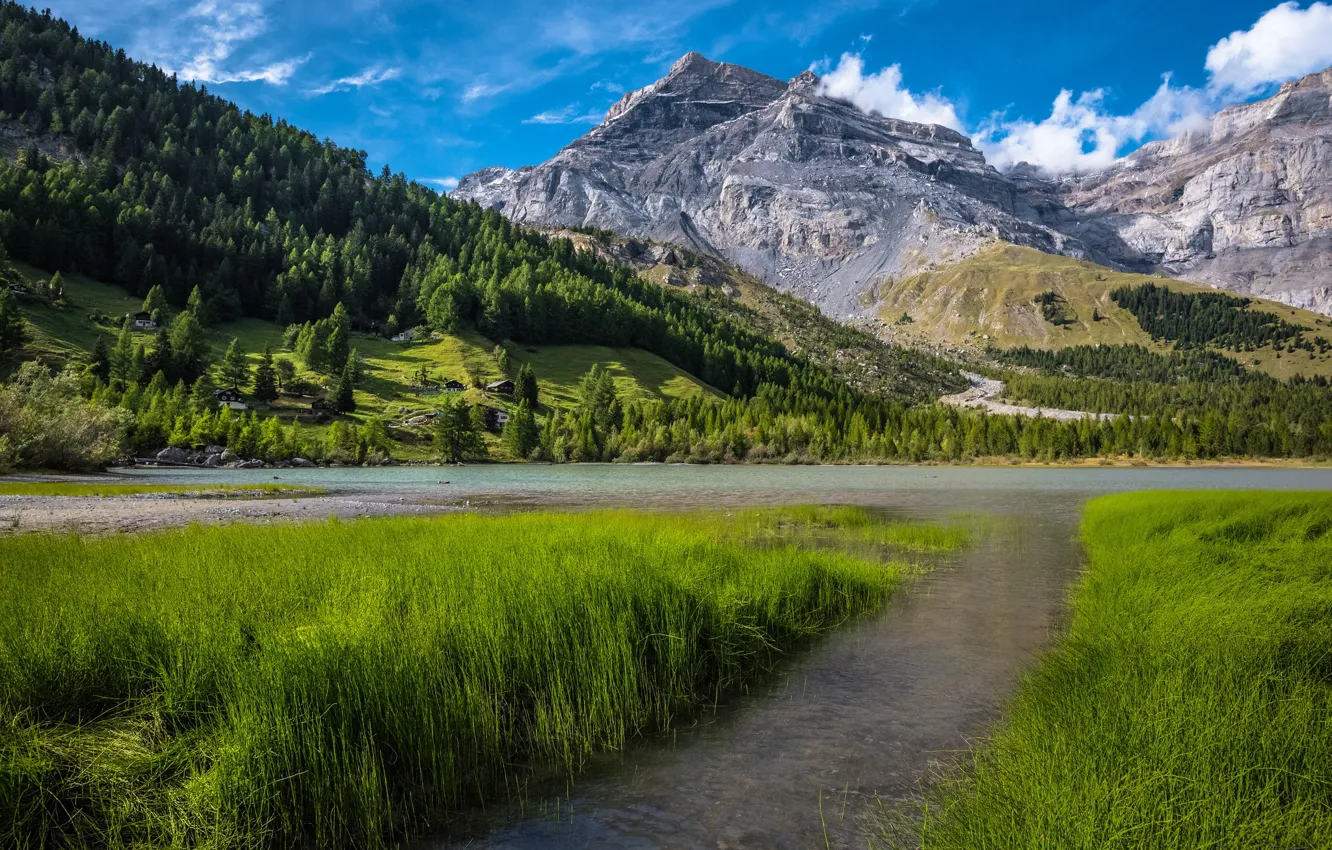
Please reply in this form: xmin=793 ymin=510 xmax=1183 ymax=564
xmin=454 ymin=56 xmax=1332 ymax=317
xmin=787 ymin=69 xmax=821 ymax=91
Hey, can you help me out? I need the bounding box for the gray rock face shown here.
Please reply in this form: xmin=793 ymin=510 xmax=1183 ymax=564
xmin=455 ymin=54 xmax=1080 ymax=316
xmin=457 ymin=55 xmax=1332 ymax=316
xmin=1015 ymin=68 xmax=1332 ymax=314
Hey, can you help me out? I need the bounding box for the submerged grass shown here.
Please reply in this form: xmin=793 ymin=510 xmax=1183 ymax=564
xmin=889 ymin=491 xmax=1332 ymax=849
xmin=0 ymin=506 xmax=925 ymax=849
xmin=0 ymin=482 xmax=324 ymax=497
xmin=736 ymin=505 xmax=977 ymax=553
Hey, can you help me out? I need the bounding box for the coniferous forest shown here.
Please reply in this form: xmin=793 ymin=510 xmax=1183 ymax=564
xmin=1 ymin=1 xmax=1332 ymax=468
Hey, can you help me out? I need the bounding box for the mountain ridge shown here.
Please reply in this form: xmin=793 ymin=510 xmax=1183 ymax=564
xmin=455 ymin=53 xmax=1083 ymax=317
xmin=456 ymin=55 xmax=1332 ymax=318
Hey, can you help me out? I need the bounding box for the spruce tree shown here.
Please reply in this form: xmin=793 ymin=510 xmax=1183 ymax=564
xmin=275 ymin=357 xmax=296 ymax=392
xmin=0 ymin=288 xmax=26 ymax=355
xmin=143 ymin=330 xmax=175 ymax=383
xmin=332 ymin=353 xmax=357 ymax=413
xmin=325 ymin=302 xmax=351 ymax=371
xmin=502 ymin=400 xmax=539 ymax=459
xmin=219 ymin=338 xmax=249 ymax=389
xmin=185 ymin=285 xmax=208 ymax=324
xmin=168 ymin=311 xmax=210 ymax=384
xmin=433 ymin=398 xmax=486 ymax=462
xmin=253 ymin=346 xmax=279 ymax=404
xmin=141 ymin=284 xmax=168 ymax=323
xmin=110 ymin=320 xmax=135 ymax=386
xmin=88 ymin=336 xmax=111 ymax=382
xmin=515 ymin=362 xmax=539 ymax=408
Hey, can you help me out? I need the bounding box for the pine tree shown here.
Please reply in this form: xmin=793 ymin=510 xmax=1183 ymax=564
xmin=143 ymin=330 xmax=175 ymax=383
xmin=88 ymin=336 xmax=111 ymax=382
xmin=275 ymin=357 xmax=296 ymax=392
xmin=253 ymin=346 xmax=279 ymax=404
xmin=141 ymin=284 xmax=168 ymax=323
xmin=433 ymin=398 xmax=486 ymax=463
xmin=185 ymin=285 xmax=208 ymax=324
xmin=515 ymin=362 xmax=539 ymax=408
xmin=325 ymin=302 xmax=351 ymax=371
xmin=168 ymin=311 xmax=210 ymax=385
xmin=502 ymin=400 xmax=539 ymax=459
xmin=110 ymin=320 xmax=135 ymax=386
xmin=0 ymin=288 xmax=27 ymax=355
xmin=47 ymin=270 xmax=63 ymax=301
xmin=332 ymin=353 xmax=357 ymax=413
xmin=219 ymin=338 xmax=249 ymax=389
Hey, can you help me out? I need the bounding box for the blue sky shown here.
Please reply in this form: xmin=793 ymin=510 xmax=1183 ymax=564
xmin=46 ymin=0 xmax=1332 ymax=184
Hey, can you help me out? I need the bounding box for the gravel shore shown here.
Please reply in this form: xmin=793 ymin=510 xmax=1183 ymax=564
xmin=0 ymin=492 xmax=461 ymax=535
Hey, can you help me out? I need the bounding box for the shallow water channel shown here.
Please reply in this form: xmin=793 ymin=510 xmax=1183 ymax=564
xmin=108 ymin=464 xmax=1332 ymax=848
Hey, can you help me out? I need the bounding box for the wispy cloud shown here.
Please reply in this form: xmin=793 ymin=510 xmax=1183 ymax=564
xmin=522 ymin=103 xmax=604 ymax=124
xmin=309 ymin=64 xmax=402 ymax=95
xmin=439 ymin=0 xmax=730 ymax=106
xmin=422 ymin=176 xmax=459 ymax=190
xmin=163 ymin=1 xmax=307 ymax=85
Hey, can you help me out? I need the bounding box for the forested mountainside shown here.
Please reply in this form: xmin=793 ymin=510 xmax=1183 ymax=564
xmin=5 ymin=2 xmax=1332 ymax=471
xmin=0 ymin=1 xmax=957 ymax=407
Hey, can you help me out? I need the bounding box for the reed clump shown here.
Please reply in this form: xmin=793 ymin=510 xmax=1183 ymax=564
xmin=891 ymin=492 xmax=1332 ymax=849
xmin=1 ymin=506 xmax=914 ymax=848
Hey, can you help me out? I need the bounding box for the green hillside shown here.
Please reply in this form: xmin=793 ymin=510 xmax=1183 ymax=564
xmin=876 ymin=244 xmax=1332 ymax=380
xmin=11 ymin=265 xmax=718 ymax=434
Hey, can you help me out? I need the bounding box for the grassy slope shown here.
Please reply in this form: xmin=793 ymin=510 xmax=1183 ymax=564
xmin=876 ymin=244 xmax=1332 ymax=380
xmin=896 ymin=492 xmax=1332 ymax=849
xmin=0 ymin=506 xmax=926 ymax=848
xmin=548 ymin=228 xmax=964 ymax=401
xmin=10 ymin=265 xmax=720 ymax=433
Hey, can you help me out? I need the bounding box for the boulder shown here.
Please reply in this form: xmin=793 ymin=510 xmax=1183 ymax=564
xmin=155 ymin=446 xmax=192 ymax=464
xmin=202 ymin=454 xmax=222 ymax=468
xmin=290 ymin=457 xmax=316 ymax=468
xmin=219 ymin=449 xmax=238 ymax=463
xmin=235 ymin=459 xmax=265 ymax=469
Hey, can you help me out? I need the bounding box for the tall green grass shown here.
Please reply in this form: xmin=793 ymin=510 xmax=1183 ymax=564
xmin=0 ymin=507 xmax=915 ymax=848
xmin=889 ymin=492 xmax=1332 ymax=849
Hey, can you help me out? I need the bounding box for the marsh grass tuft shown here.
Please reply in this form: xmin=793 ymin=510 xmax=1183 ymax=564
xmin=0 ymin=506 xmax=929 ymax=848
xmin=886 ymin=491 xmax=1332 ymax=849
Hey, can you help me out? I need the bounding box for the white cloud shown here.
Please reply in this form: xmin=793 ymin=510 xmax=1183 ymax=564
xmin=423 ymin=176 xmax=459 ymax=190
xmin=309 ymin=64 xmax=402 ymax=95
xmin=979 ymin=76 xmax=1210 ymax=174
xmin=167 ymin=1 xmax=306 ymax=85
xmin=816 ymin=53 xmax=963 ymax=130
xmin=522 ymin=103 xmax=604 ymax=125
xmin=826 ymin=2 xmax=1332 ymax=176
xmin=1205 ymin=1 xmax=1332 ymax=96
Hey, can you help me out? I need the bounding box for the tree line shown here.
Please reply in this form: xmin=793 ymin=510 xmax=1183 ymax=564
xmin=1110 ymin=283 xmax=1315 ymax=351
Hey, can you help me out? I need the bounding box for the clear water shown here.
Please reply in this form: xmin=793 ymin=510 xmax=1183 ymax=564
xmin=107 ymin=464 xmax=1332 ymax=847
